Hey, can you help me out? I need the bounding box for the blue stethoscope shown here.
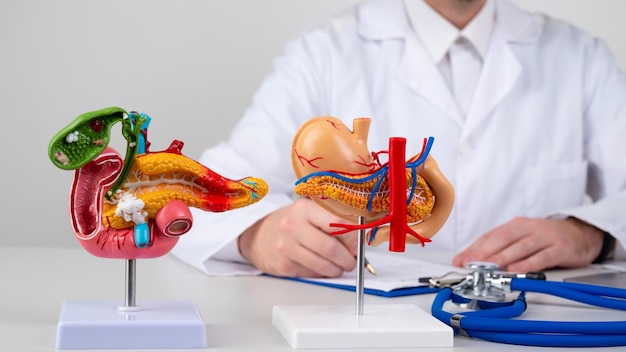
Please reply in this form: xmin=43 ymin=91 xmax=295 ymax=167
xmin=429 ymin=262 xmax=626 ymax=347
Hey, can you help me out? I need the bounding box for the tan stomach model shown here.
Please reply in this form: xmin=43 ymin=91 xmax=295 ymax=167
xmin=291 ymin=116 xmax=454 ymax=252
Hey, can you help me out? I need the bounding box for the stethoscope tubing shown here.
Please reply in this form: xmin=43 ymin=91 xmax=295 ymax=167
xmin=450 ymin=292 xmax=527 ymax=318
xmin=511 ymin=278 xmax=626 ymax=310
xmin=432 ymin=278 xmax=626 ymax=347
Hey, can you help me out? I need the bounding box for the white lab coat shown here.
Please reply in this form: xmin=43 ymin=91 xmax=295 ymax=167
xmin=171 ymin=0 xmax=626 ymax=275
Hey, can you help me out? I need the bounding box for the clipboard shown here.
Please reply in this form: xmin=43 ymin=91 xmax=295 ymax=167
xmin=269 ymin=251 xmax=463 ymax=297
xmin=278 ymin=276 xmax=441 ymax=297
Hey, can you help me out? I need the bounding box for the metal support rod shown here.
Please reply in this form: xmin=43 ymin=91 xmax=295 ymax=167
xmin=355 ymin=216 xmax=366 ymax=316
xmin=125 ymin=259 xmax=136 ymax=307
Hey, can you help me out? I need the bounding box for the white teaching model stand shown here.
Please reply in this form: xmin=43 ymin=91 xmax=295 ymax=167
xmin=272 ymin=220 xmax=453 ymax=349
xmin=273 ymin=304 xmax=452 ymax=349
xmin=55 ymin=259 xmax=207 ymax=350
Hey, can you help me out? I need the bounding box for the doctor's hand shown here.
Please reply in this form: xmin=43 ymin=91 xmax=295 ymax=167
xmin=452 ymin=217 xmax=604 ymax=273
xmin=237 ymin=198 xmax=358 ymax=278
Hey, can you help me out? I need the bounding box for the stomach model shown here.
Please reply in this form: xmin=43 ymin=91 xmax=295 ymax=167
xmin=48 ymin=107 xmax=268 ymax=259
xmin=291 ymin=116 xmax=454 ymax=252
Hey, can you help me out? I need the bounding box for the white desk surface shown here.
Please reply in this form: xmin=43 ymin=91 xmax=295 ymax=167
xmin=1 ymin=246 xmax=625 ymax=352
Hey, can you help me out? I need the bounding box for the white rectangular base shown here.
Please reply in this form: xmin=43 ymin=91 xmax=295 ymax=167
xmin=272 ymin=304 xmax=453 ymax=349
xmin=56 ymin=300 xmax=207 ymax=350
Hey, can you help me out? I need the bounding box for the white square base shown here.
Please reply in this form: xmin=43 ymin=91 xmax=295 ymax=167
xmin=56 ymin=300 xmax=207 ymax=350
xmin=272 ymin=304 xmax=453 ymax=349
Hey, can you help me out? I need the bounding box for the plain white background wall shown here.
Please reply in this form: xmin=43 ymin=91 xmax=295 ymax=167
xmin=1 ymin=0 xmax=625 ymax=248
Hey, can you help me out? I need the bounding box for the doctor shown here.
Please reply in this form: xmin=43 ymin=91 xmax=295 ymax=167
xmin=171 ymin=0 xmax=626 ymax=277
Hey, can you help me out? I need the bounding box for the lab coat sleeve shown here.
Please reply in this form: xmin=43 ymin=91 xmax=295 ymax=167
xmin=554 ymin=37 xmax=626 ymax=260
xmin=170 ymin=25 xmax=339 ymax=275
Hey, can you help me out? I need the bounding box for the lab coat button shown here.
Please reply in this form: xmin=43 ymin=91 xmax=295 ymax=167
xmin=459 ymin=143 xmax=472 ymax=155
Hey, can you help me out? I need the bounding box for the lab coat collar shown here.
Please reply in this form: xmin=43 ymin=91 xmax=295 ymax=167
xmin=357 ymin=0 xmax=540 ymax=45
xmin=405 ymin=0 xmax=494 ymax=64
xmin=404 ymin=0 xmax=460 ymax=64
xmin=357 ymin=0 xmax=542 ymax=129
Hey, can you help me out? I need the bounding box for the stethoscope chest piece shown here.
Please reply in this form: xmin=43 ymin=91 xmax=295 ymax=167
xmin=452 ymin=262 xmax=506 ymax=308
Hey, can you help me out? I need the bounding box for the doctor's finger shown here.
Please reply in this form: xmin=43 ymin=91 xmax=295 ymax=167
xmin=290 ymin=236 xmax=349 ymax=277
xmin=300 ymin=229 xmax=358 ymax=273
xmin=453 ymin=230 xmax=522 ymax=267
xmin=299 ymin=199 xmax=358 ymax=258
xmin=276 ymin=257 xmax=328 ymax=278
xmin=504 ymin=245 xmax=562 ymax=273
xmin=335 ymin=231 xmax=358 ymax=255
xmin=481 ymin=235 xmax=552 ymax=271
xmin=453 ymin=217 xmax=540 ymax=266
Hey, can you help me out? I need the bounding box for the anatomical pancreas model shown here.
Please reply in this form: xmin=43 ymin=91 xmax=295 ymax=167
xmin=48 ymin=107 xmax=268 ymax=259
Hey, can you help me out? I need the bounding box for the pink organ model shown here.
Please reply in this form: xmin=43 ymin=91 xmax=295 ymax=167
xmin=291 ymin=116 xmax=454 ymax=252
xmin=48 ymin=107 xmax=268 ymax=259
